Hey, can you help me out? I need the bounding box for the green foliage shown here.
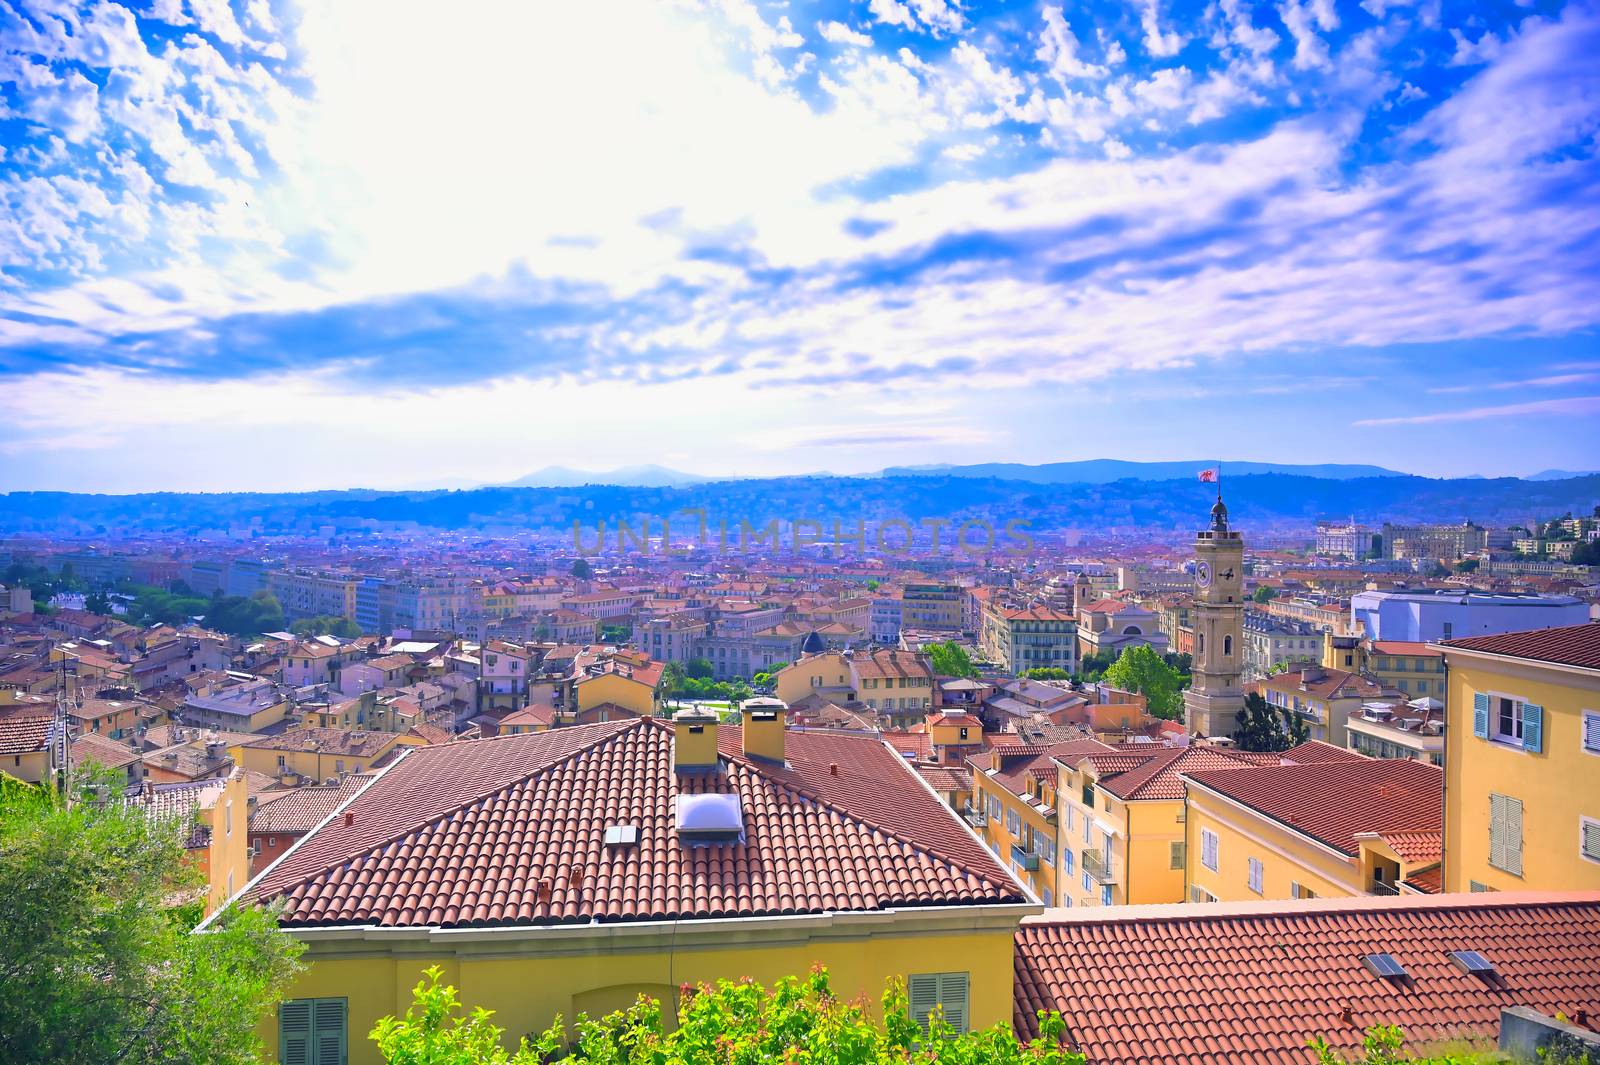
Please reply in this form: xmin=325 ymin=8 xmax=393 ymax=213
xmin=373 ymin=965 xmax=1083 ymax=1065
xmin=570 ymin=558 xmax=594 ymax=580
xmin=751 ymin=662 xmax=788 ymax=688
xmin=1023 ymin=667 xmax=1073 ymax=680
xmin=927 ymin=640 xmax=979 ymax=679
xmin=290 ymin=614 xmax=363 ymax=638
xmin=864 ymin=578 xmax=881 ymax=591
xmin=684 ymin=657 xmax=715 ymax=679
xmin=1076 ymin=650 xmax=1118 ymax=683
xmin=1252 ymin=586 xmax=1278 ymax=603
xmin=1309 ymin=1025 xmax=1508 ymax=1064
xmin=1102 ymin=644 xmax=1185 ymax=720
xmin=598 ymin=624 xmax=631 ymax=644
xmin=1570 ymin=539 xmax=1600 ymax=566
xmin=0 ymin=769 xmax=305 ymax=1065
xmin=1232 ymin=691 xmax=1309 ymax=752
xmin=204 ymin=590 xmax=286 ymax=636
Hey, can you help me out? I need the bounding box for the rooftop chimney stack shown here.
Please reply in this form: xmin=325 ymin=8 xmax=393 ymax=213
xmin=672 ymin=708 xmax=721 ymax=773
xmin=739 ymin=697 xmax=787 ymax=765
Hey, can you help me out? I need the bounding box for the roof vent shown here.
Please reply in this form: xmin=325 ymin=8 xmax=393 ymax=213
xmin=676 ymin=793 xmax=744 ymax=844
xmin=1362 ymin=953 xmax=1408 ymax=981
xmin=1447 ymin=950 xmax=1496 ymax=977
xmin=604 ymin=824 xmax=638 ymax=847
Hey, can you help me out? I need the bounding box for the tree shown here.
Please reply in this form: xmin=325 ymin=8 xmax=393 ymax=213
xmin=371 ymin=965 xmax=1082 ymax=1065
xmin=0 ymin=767 xmax=304 ymax=1065
xmin=1022 ymin=667 xmax=1072 ymax=680
xmin=864 ymin=578 xmax=881 ymax=591
xmin=1231 ymin=691 xmax=1309 ymax=752
xmin=661 ymin=661 xmax=687 ymax=697
xmin=203 ymin=591 xmax=286 ymax=636
xmin=598 ymin=623 xmax=631 ymax=644
xmin=684 ymin=657 xmax=715 ymax=680
xmin=84 ymin=590 xmax=113 ymax=615
xmin=570 ymin=558 xmax=593 ymax=580
xmin=927 ymin=640 xmax=979 ymax=678
xmin=291 ymin=615 xmax=362 ymax=638
xmin=1102 ymin=644 xmax=1185 ymax=720
xmin=1252 ymin=586 xmax=1277 ymax=604
xmin=1571 ymin=538 xmax=1600 ymax=566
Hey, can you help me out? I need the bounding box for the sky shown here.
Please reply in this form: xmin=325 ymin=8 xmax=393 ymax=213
xmin=1 ymin=0 xmax=1598 ymax=492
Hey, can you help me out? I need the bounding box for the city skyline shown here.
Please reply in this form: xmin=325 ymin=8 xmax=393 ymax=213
xmin=3 ymin=0 xmax=1599 ymax=492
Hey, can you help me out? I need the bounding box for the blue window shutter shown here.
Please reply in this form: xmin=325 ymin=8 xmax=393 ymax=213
xmin=1473 ymin=693 xmax=1490 ymax=739
xmin=1522 ymin=704 xmax=1543 ymax=754
xmin=312 ymin=999 xmax=346 ymax=1065
xmin=280 ymin=1001 xmax=311 ymax=1065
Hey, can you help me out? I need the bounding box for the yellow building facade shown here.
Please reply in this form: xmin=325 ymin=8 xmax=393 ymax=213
xmin=1437 ymin=624 xmax=1600 ymax=892
xmin=1055 ymin=757 xmax=1187 ymax=908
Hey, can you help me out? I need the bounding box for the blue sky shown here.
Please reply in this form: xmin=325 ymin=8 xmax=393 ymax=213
xmin=1 ymin=0 xmax=1597 ymax=491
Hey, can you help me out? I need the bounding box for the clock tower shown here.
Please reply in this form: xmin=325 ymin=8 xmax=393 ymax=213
xmin=1183 ymin=494 xmax=1246 ymax=739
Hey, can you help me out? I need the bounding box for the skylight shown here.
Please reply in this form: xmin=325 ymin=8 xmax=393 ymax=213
xmin=676 ymin=793 xmax=744 ymax=844
xmin=1362 ymin=953 xmax=1408 ymax=981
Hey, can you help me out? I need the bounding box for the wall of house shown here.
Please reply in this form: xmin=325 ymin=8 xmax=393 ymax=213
xmin=1183 ymin=786 xmax=1358 ymax=902
xmin=205 ymin=773 xmax=250 ymax=913
xmin=1442 ymin=654 xmax=1600 ymax=893
xmin=1124 ymin=798 xmax=1187 ymax=905
xmin=575 ymin=673 xmax=655 ymax=716
xmin=258 ymin=924 xmax=1019 ymax=1065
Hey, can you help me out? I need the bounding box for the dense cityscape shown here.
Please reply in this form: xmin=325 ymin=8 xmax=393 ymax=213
xmin=5 ymin=0 xmax=1600 ymax=1061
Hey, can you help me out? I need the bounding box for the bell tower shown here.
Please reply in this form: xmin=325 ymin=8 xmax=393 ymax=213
xmin=1183 ymin=494 xmax=1246 ymax=738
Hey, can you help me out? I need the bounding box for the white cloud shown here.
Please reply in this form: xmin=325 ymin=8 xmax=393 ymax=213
xmin=818 ymin=20 xmax=873 ymax=47
xmin=1138 ymin=0 xmax=1188 ymax=58
xmin=1037 ymin=6 xmax=1107 ymax=81
xmin=1354 ymin=396 xmax=1600 ymax=427
xmin=1279 ymin=0 xmax=1332 ymax=70
xmin=867 ymin=0 xmax=916 ymax=30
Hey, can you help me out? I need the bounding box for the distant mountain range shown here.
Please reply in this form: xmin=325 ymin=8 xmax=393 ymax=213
xmin=1527 ymin=469 xmax=1600 ymax=481
xmin=878 ymin=459 xmax=1409 ymax=483
xmin=496 ymin=465 xmax=713 ymax=488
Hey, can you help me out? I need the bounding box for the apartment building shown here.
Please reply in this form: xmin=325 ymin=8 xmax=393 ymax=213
xmin=267 ymin=571 xmax=358 ymax=623
xmin=1381 ymin=521 xmax=1487 ymax=561
xmin=1255 ymin=666 xmax=1390 ymax=747
xmin=1437 ymin=621 xmax=1600 ymax=892
xmin=978 ymin=600 xmax=1077 ymax=674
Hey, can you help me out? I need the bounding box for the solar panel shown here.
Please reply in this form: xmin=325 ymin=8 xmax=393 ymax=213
xmin=1363 ymin=953 xmax=1408 ymax=980
xmin=1448 ymin=950 xmax=1496 ymax=976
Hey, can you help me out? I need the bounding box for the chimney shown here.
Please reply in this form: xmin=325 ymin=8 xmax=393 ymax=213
xmin=672 ymin=708 xmax=721 ymax=773
xmin=740 ymin=697 xmax=787 ymax=765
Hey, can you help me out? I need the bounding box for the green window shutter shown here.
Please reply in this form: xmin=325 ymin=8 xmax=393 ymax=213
xmin=908 ymin=974 xmax=939 ymax=1031
xmin=312 ymin=999 xmax=347 ymax=1065
xmin=1522 ymin=704 xmax=1543 ymax=753
xmin=1472 ymin=693 xmax=1490 ymax=739
xmin=938 ymin=972 xmax=969 ymax=1033
xmin=280 ymin=1001 xmax=312 ymax=1065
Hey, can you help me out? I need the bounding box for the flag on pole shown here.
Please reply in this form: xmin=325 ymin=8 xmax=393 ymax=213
xmin=1198 ymin=468 xmax=1218 ymax=483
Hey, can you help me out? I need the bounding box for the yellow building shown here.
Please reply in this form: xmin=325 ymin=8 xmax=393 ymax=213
xmin=1181 ymin=754 xmax=1443 ymax=902
xmin=137 ymin=770 xmax=250 ymax=914
xmin=228 ymin=711 xmax=1036 ymax=1064
xmin=230 ymin=727 xmax=403 ymax=785
xmin=571 ymin=654 xmax=663 ymax=720
xmin=1367 ymin=640 xmax=1447 ymax=700
xmin=1054 ymin=744 xmax=1271 ymax=907
xmin=774 ymin=650 xmax=853 ymax=706
xmin=1436 ymin=622 xmax=1600 ymax=892
xmin=968 ymin=738 xmax=1110 ymax=906
xmin=0 ymin=689 xmax=57 ymax=783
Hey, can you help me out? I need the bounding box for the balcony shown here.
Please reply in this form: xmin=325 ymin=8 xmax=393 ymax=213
xmin=1369 ymin=879 xmax=1400 ymax=896
xmin=1082 ymin=848 xmax=1118 ymax=884
xmin=1011 ymin=843 xmax=1040 ymax=871
xmin=962 ymin=803 xmax=987 ymax=828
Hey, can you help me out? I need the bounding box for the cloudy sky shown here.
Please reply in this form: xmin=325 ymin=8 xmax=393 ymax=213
xmin=2 ymin=0 xmax=1597 ymax=491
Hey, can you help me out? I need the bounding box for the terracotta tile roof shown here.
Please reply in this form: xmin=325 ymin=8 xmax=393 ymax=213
xmin=850 ymin=649 xmax=932 ymax=681
xmin=1014 ymin=893 xmax=1600 ymax=1062
xmin=985 ymin=739 xmax=1113 ymax=796
xmin=932 ymin=712 xmax=984 ymax=728
xmin=0 ymin=707 xmax=52 ymax=756
xmin=70 ymin=731 xmax=139 ymax=770
xmin=1081 ymin=746 xmax=1274 ymax=801
xmin=251 ymin=721 xmax=1024 ymax=928
xmin=1373 ymin=830 xmax=1443 ymax=865
xmin=1440 ymin=621 xmax=1600 ymax=670
xmin=1402 ymin=865 xmax=1442 ymax=893
xmin=237 ymin=727 xmax=397 ymax=758
xmin=1281 ymin=740 xmax=1367 ymax=765
xmin=915 ymin=765 xmax=972 ymax=793
xmin=1258 ymin=667 xmax=1387 ymax=701
xmin=404 ymin=722 xmax=455 ymax=745
xmin=1183 ymin=759 xmax=1442 ymax=857
xmin=252 ymin=777 xmax=373 ymax=835
xmin=1370 ymin=641 xmax=1442 ymax=656
xmin=132 ymin=778 xmax=227 ymax=849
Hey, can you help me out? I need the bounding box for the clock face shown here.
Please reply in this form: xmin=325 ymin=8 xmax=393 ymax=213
xmin=1196 ymin=561 xmax=1212 ymax=588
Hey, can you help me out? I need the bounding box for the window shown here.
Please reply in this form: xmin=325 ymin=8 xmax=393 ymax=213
xmin=1063 ymin=848 xmax=1075 ymax=875
xmin=1190 ymin=886 xmax=1217 ymax=903
xmin=1083 ymin=870 xmax=1093 ymax=892
xmin=1100 ymin=884 xmax=1113 ymax=906
xmin=1489 ymin=793 xmax=1524 ymax=876
xmin=1201 ymin=828 xmax=1219 ymax=872
xmin=1006 ymin=809 xmax=1021 ymax=836
xmin=280 ymin=998 xmax=347 ymax=1065
xmin=224 ymin=800 xmax=232 ymax=836
xmin=908 ymin=972 xmax=968 ymax=1033
xmin=1291 ymin=882 xmax=1316 ymax=900
xmin=1082 ymin=816 xmax=1091 ymax=844
xmin=1170 ymin=841 xmax=1185 ymax=870
xmin=1248 ymin=857 xmax=1264 ymax=895
xmin=1581 ymin=817 xmax=1600 ymax=865
xmin=1496 ymin=697 xmax=1523 ymax=743
xmin=1583 ymin=711 xmax=1600 ymax=756
xmin=1474 ymin=693 xmax=1544 ymax=752
xmin=1223 ymin=635 xmax=1232 ymax=657
xmin=987 ymin=794 xmax=1001 ymax=819
xmin=1041 ymin=887 xmax=1053 ymax=906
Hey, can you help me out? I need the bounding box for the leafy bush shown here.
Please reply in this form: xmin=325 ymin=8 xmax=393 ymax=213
xmin=373 ymin=965 xmax=1083 ymax=1065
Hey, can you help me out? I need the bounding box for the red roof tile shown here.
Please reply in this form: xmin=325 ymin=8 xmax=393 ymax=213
xmin=1014 ymin=893 xmax=1600 ymax=1063
xmin=1281 ymin=740 xmax=1367 ymax=765
xmin=251 ymin=721 xmax=1024 ymax=928
xmin=0 ymin=708 xmax=52 ymax=756
xmin=1183 ymin=759 xmax=1442 ymax=857
xmin=1440 ymin=621 xmax=1600 ymax=670
xmin=1402 ymin=865 xmax=1442 ymax=893
xmin=1079 ymin=745 xmax=1274 ymax=801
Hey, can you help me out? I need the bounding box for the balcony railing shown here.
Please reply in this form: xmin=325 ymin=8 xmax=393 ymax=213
xmin=1011 ymin=843 xmax=1040 ymax=871
xmin=1369 ymin=879 xmax=1400 ymax=896
xmin=1082 ymin=848 xmax=1118 ymax=884
xmin=962 ymin=804 xmax=987 ymax=828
